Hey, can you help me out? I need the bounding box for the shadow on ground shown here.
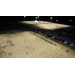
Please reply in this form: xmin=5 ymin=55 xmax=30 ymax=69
xmin=0 ymin=21 xmax=75 ymax=49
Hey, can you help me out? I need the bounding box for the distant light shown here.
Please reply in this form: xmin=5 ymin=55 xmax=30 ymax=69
xmin=50 ymin=17 xmax=53 ymax=19
xmin=70 ymin=19 xmax=72 ymax=21
xmin=36 ymin=17 xmax=38 ymax=19
xmin=35 ymin=16 xmax=39 ymax=19
xmin=35 ymin=20 xmax=38 ymax=23
xmin=56 ymin=20 xmax=58 ymax=22
xmin=24 ymin=16 xmax=26 ymax=18
xmin=70 ymin=43 xmax=74 ymax=46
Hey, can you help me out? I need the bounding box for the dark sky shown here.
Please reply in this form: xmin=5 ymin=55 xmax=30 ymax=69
xmin=0 ymin=16 xmax=75 ymax=26
xmin=0 ymin=16 xmax=74 ymax=20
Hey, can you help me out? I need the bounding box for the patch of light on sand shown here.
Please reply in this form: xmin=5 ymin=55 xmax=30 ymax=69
xmin=21 ymin=21 xmax=72 ymax=30
xmin=36 ymin=24 xmax=71 ymax=30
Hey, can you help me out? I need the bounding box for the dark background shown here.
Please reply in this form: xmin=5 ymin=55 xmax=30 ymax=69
xmin=0 ymin=16 xmax=74 ymax=35
xmin=0 ymin=16 xmax=75 ymax=26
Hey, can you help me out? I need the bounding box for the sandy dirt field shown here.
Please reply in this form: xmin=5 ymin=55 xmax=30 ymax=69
xmin=0 ymin=21 xmax=75 ymax=58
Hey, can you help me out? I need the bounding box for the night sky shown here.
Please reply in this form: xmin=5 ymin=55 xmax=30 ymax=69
xmin=0 ymin=16 xmax=75 ymax=26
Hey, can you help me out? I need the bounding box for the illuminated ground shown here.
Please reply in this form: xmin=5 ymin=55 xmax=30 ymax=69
xmin=0 ymin=21 xmax=75 ymax=58
xmin=21 ymin=21 xmax=72 ymax=30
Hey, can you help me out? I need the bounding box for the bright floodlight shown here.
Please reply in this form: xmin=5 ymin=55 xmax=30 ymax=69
xmin=50 ymin=17 xmax=52 ymax=19
xmin=70 ymin=19 xmax=72 ymax=21
xmin=56 ymin=20 xmax=58 ymax=22
xmin=36 ymin=17 xmax=38 ymax=19
xmin=35 ymin=20 xmax=38 ymax=23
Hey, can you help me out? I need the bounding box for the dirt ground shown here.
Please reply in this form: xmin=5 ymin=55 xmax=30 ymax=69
xmin=0 ymin=21 xmax=75 ymax=58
